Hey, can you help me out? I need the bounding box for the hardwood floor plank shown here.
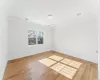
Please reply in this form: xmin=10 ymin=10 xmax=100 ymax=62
xmin=56 ymin=75 xmax=70 ymax=80
xmin=72 ymin=63 xmax=86 ymax=80
xmin=3 ymin=51 xmax=98 ymax=80
xmin=81 ymin=64 xmax=98 ymax=80
xmin=36 ymin=70 xmax=59 ymax=80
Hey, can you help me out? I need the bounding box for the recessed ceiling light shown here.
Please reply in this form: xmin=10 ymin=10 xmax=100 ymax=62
xmin=77 ymin=13 xmax=81 ymax=16
xmin=25 ymin=18 xmax=28 ymax=20
xmin=48 ymin=24 xmax=56 ymax=27
xmin=48 ymin=14 xmax=53 ymax=19
xmin=48 ymin=25 xmax=50 ymax=26
xmin=51 ymin=24 xmax=56 ymax=27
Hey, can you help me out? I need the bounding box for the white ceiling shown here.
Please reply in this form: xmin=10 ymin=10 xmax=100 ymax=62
xmin=8 ymin=0 xmax=99 ymax=26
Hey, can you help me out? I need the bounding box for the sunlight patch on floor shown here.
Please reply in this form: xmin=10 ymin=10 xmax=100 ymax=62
xmin=61 ymin=59 xmax=82 ymax=68
xmin=59 ymin=65 xmax=77 ymax=79
xmin=39 ymin=58 xmax=56 ymax=67
xmin=39 ymin=55 xmax=82 ymax=79
xmin=68 ymin=60 xmax=82 ymax=68
xmin=61 ymin=58 xmax=72 ymax=65
xmin=51 ymin=62 xmax=77 ymax=79
xmin=49 ymin=55 xmax=63 ymax=61
xmin=51 ymin=63 xmax=65 ymax=72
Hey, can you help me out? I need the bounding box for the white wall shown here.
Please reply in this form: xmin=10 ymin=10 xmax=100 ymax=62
xmin=0 ymin=3 xmax=8 ymax=80
xmin=8 ymin=16 xmax=53 ymax=60
xmin=98 ymin=20 xmax=100 ymax=80
xmin=98 ymin=4 xmax=100 ymax=79
xmin=53 ymin=15 xmax=98 ymax=63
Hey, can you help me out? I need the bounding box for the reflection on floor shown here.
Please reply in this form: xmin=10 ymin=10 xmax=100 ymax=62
xmin=39 ymin=55 xmax=82 ymax=79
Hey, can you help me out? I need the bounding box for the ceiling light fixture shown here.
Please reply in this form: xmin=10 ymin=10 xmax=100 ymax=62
xmin=48 ymin=24 xmax=56 ymax=27
xmin=25 ymin=18 xmax=28 ymax=20
xmin=77 ymin=13 xmax=81 ymax=16
xmin=48 ymin=14 xmax=53 ymax=19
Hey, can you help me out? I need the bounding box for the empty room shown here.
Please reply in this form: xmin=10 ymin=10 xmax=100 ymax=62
xmin=0 ymin=0 xmax=99 ymax=80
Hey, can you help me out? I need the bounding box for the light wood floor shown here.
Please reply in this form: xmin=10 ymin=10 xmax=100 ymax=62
xmin=3 ymin=51 xmax=98 ymax=80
